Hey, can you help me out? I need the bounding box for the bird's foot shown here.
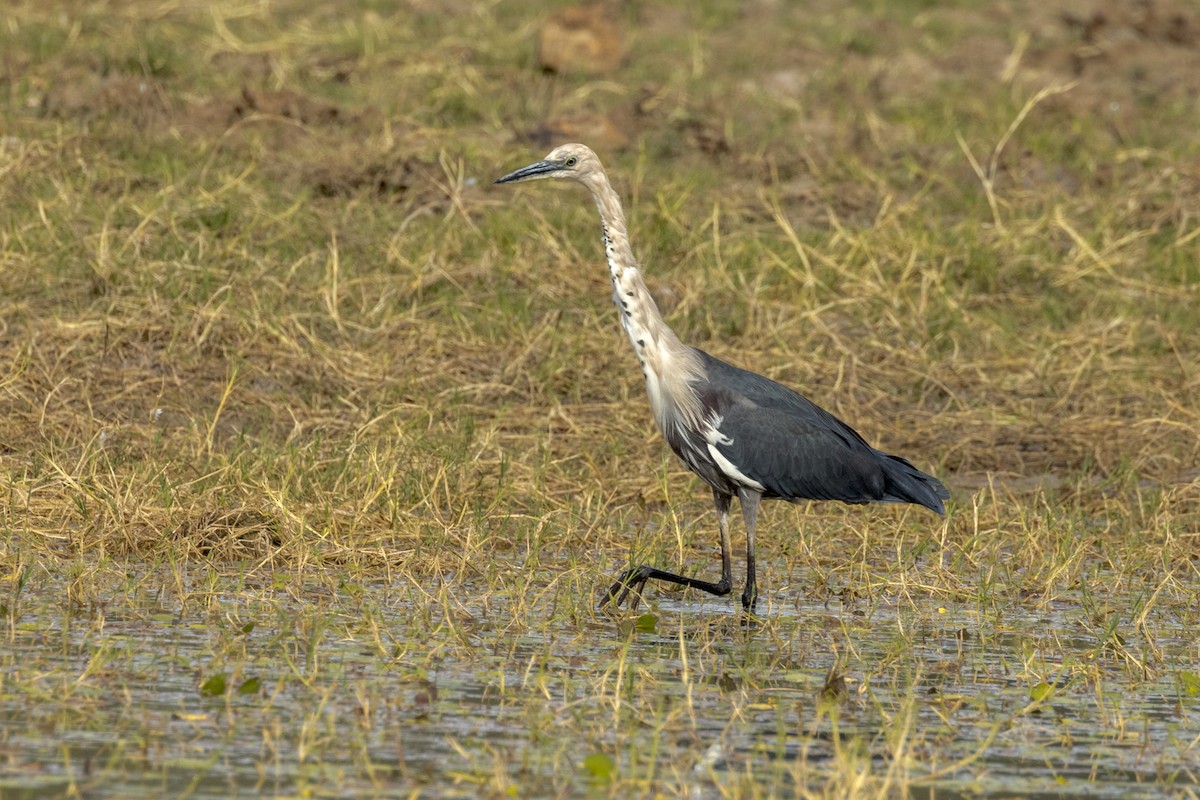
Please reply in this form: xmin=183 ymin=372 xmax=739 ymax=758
xmin=602 ymin=564 xmax=734 ymax=613
xmin=740 ymin=587 xmax=758 ymax=615
xmin=601 ymin=565 xmax=652 ymax=612
xmin=738 ymin=591 xmax=763 ymax=629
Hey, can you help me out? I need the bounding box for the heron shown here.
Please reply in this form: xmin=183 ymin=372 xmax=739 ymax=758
xmin=496 ymin=143 xmax=949 ymax=613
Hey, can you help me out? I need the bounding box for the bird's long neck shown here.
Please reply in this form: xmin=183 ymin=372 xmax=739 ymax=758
xmin=583 ymin=174 xmax=705 ymax=433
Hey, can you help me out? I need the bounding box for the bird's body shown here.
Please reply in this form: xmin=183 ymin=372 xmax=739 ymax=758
xmin=671 ymin=349 xmax=947 ymax=510
xmin=497 ymin=144 xmax=948 ymax=612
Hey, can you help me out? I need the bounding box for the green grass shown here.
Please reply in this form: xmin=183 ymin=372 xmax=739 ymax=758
xmin=2 ymin=0 xmax=1199 ymax=797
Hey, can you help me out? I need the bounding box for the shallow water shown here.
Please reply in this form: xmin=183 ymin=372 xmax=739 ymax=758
xmin=0 ymin=562 xmax=1196 ymax=799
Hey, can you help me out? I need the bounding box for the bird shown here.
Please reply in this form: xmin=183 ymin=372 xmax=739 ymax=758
xmin=495 ymin=143 xmax=949 ymax=613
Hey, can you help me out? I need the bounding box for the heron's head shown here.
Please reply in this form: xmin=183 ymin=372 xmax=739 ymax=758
xmin=495 ymin=143 xmax=601 ymax=186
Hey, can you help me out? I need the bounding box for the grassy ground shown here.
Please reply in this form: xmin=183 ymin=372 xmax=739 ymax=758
xmin=1 ymin=0 xmax=1198 ymax=797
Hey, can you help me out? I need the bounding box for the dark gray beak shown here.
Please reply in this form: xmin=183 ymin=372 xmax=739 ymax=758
xmin=495 ymin=159 xmax=560 ymax=184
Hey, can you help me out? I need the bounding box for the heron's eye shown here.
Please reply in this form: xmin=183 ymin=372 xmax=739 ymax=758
xmin=564 ymin=156 xmax=578 ymax=167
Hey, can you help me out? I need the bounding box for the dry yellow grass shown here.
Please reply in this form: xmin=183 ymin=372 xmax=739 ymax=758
xmin=1 ymin=0 xmax=1198 ymax=797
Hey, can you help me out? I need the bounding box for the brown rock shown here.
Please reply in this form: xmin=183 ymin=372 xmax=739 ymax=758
xmin=537 ymin=5 xmax=625 ymax=74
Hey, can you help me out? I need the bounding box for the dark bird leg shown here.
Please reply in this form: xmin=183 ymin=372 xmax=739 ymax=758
xmin=603 ymin=489 xmax=734 ymax=609
xmin=738 ymin=487 xmax=762 ymax=612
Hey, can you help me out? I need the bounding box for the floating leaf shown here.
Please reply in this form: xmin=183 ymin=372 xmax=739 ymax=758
xmin=199 ymin=673 xmax=227 ymax=696
xmin=240 ymin=622 xmax=256 ymax=635
xmin=237 ymin=677 xmax=261 ymax=695
xmin=1179 ymin=670 xmax=1200 ymax=697
xmin=634 ymin=613 xmax=657 ymax=633
xmin=582 ymin=752 xmax=616 ymax=783
xmin=1028 ymin=682 xmax=1053 ymax=703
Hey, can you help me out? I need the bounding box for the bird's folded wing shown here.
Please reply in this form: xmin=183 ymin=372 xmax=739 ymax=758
xmin=710 ymin=405 xmax=887 ymax=503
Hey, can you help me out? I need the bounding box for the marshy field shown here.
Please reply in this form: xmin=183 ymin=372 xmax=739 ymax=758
xmin=2 ymin=0 xmax=1198 ymax=797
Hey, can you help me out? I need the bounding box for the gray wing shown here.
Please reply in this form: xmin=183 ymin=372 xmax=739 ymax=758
xmin=711 ymin=403 xmax=889 ymax=502
xmin=696 ymin=350 xmax=873 ymax=446
xmin=694 ymin=349 xmax=947 ymax=511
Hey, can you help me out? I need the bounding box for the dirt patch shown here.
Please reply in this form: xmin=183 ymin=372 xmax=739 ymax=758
xmin=37 ymin=60 xmax=370 ymax=158
xmin=204 ymin=87 xmax=346 ymax=128
xmin=1023 ymin=0 xmax=1200 ymax=135
xmin=522 ymin=113 xmax=629 ymax=151
xmin=41 ymin=70 xmax=172 ymax=126
xmin=158 ymin=85 xmax=457 ymax=205
xmin=306 ymin=151 xmax=424 ymax=198
xmin=288 ymin=143 xmax=450 ymax=209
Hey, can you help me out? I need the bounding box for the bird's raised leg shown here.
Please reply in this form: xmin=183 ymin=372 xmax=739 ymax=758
xmin=738 ymin=487 xmax=763 ymax=612
xmin=603 ymin=489 xmax=734 ymax=609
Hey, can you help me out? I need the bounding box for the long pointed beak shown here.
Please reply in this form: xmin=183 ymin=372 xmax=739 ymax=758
xmin=495 ymin=159 xmax=560 ymax=184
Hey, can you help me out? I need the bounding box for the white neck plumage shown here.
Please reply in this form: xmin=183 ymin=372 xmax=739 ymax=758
xmin=582 ymin=175 xmax=706 ymax=435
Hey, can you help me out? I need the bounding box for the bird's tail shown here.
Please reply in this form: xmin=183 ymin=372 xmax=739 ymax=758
xmin=879 ymin=453 xmax=950 ymax=515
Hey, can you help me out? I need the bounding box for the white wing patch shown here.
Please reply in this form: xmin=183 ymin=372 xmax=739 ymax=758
xmin=704 ymin=418 xmax=766 ymax=492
